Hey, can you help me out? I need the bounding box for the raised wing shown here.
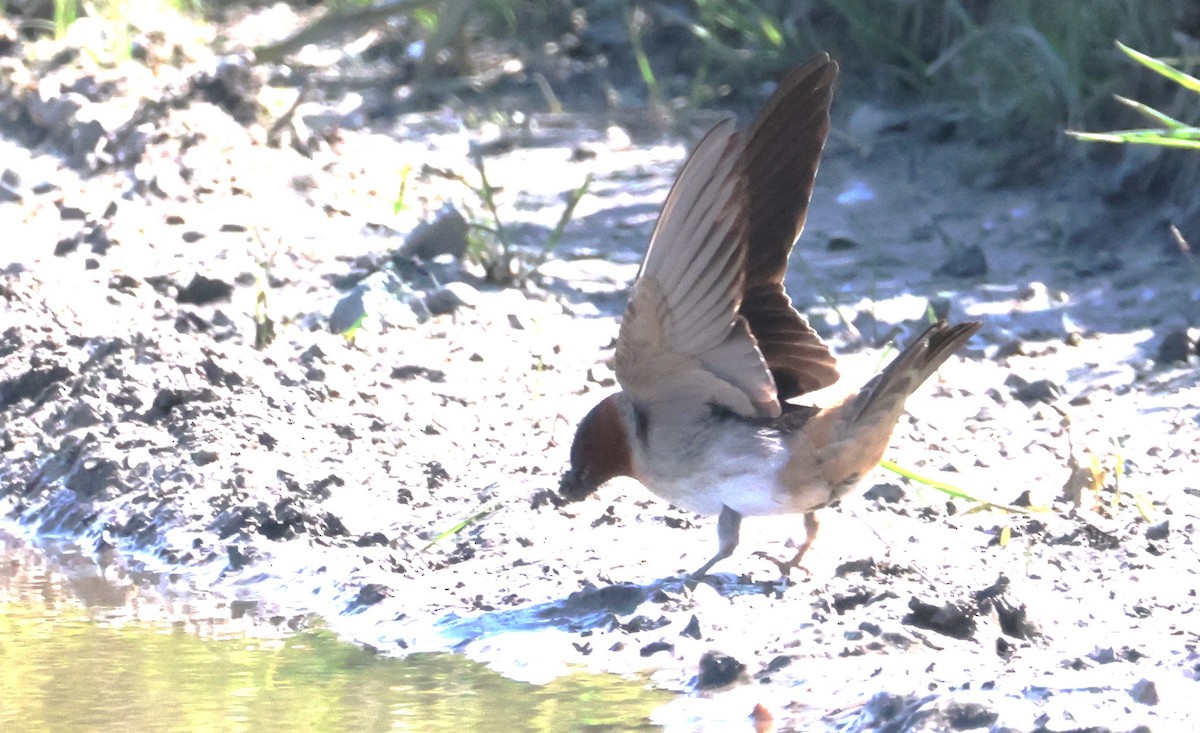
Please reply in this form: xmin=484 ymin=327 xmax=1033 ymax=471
xmin=615 ymin=119 xmax=780 ymax=418
xmin=614 ymin=54 xmax=843 ymax=419
xmin=739 ymin=54 xmax=840 ymax=400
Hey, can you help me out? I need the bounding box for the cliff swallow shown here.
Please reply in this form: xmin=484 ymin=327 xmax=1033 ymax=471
xmin=559 ymin=53 xmax=981 ymax=578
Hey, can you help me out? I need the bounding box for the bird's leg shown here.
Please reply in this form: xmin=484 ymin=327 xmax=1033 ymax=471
xmin=690 ymin=505 xmax=741 ymax=578
xmin=753 ymin=511 xmax=820 ymax=577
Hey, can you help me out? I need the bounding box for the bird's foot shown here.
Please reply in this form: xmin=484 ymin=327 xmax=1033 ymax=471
xmin=751 ymin=550 xmax=812 ymax=579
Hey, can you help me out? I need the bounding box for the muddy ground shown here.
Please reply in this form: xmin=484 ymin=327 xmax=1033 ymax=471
xmin=2 ymin=7 xmax=1199 ymax=732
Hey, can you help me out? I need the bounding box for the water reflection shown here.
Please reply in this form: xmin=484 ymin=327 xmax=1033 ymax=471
xmin=0 ymin=530 xmax=669 ymax=732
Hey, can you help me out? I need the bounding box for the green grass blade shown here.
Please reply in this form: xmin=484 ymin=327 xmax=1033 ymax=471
xmin=1117 ymin=41 xmax=1200 ymax=95
xmin=759 ymin=15 xmax=784 ymax=48
xmin=625 ymin=4 xmax=660 ymax=107
xmin=1066 ymin=128 xmax=1200 ymax=149
xmin=393 ymin=163 xmax=412 ymax=215
xmin=880 ymin=459 xmax=1034 ymax=513
xmin=540 ymin=172 xmax=593 ymax=260
xmin=1112 ymin=95 xmax=1188 ymax=130
xmin=421 ymin=500 xmax=503 ymax=552
xmin=1133 ymin=492 xmax=1155 ymax=522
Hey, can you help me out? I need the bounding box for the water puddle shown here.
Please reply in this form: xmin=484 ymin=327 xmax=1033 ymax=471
xmin=0 ymin=529 xmax=672 ymax=732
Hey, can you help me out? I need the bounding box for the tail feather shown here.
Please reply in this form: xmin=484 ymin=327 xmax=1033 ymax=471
xmin=850 ymin=320 xmax=981 ymax=422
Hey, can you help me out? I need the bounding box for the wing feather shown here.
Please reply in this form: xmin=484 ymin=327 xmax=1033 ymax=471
xmin=739 ymin=55 xmax=841 ymax=399
xmin=615 ymin=54 xmax=844 ymax=418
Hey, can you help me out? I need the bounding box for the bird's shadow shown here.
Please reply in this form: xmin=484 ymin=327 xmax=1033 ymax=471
xmin=424 ymin=573 xmax=793 ymax=651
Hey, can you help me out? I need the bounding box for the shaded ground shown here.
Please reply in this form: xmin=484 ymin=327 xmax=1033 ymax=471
xmin=2 ymin=8 xmax=1199 ymax=732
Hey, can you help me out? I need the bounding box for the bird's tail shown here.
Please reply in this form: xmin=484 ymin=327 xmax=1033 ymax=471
xmin=848 ymin=320 xmax=981 ymax=423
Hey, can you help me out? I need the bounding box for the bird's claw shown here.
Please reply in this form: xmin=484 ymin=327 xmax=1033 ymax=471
xmin=751 ymin=550 xmax=812 ymax=579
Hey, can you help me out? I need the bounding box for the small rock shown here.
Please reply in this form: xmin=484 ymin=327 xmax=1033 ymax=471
xmin=227 ymin=545 xmax=252 ymax=570
xmin=696 ymin=650 xmax=746 ymax=690
xmin=996 ymin=339 xmax=1025 ymax=358
xmin=619 ymin=614 xmax=669 ymax=633
xmin=1088 ymin=647 xmax=1117 ymax=664
xmin=1155 ymin=328 xmax=1192 ymax=364
xmin=355 ymin=532 xmax=389 ymax=547
xmin=1145 ymin=520 xmax=1169 ymax=541
xmin=229 ymin=600 xmax=257 ymax=619
xmin=391 ymin=365 xmax=445 ymax=382
xmin=1129 ymin=678 xmax=1158 ymax=705
xmin=1004 ymin=374 xmax=1060 ymax=404
xmin=936 ymin=244 xmax=988 ymax=278
xmin=0 ymin=169 xmax=20 ymax=203
xmin=569 ymin=145 xmax=598 ymax=161
xmin=945 ymin=701 xmax=998 ymax=730
xmin=833 ymin=588 xmax=875 ymax=613
xmin=903 ymin=597 xmax=977 ymax=640
xmin=679 ymin=615 xmax=702 ymax=640
xmin=854 ymin=692 xmax=935 ymax=730
xmin=397 ymin=204 xmax=468 ymax=261
xmin=347 ymin=583 xmax=390 ymax=612
xmin=992 ymin=597 xmax=1039 ymax=640
xmin=54 ymin=233 xmax=82 ymax=256
xmin=176 ymin=273 xmax=234 ymax=305
xmin=329 ymin=285 xmax=367 ymax=334
xmin=423 ymin=281 xmax=479 ymax=316
xmin=191 ymin=450 xmax=219 ymax=466
xmin=639 ymin=640 xmax=673 ymax=657
xmin=864 ymin=482 xmax=905 ymax=503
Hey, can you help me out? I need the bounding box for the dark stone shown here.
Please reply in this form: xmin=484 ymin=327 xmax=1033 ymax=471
xmin=833 ymin=588 xmax=875 ymax=614
xmin=0 ymin=364 xmax=73 ymax=408
xmin=639 ymin=640 xmax=674 ymax=657
xmin=864 ymin=482 xmax=905 ymax=503
xmin=392 ymin=365 xmax=446 ymax=382
xmin=696 ymin=650 xmax=745 ymax=690
xmin=348 ymin=583 xmax=390 ymax=611
xmin=1004 ymin=373 xmax=1061 ymax=404
xmin=1129 ymin=678 xmax=1158 ymax=705
xmin=936 ymin=244 xmax=988 ymax=278
xmin=191 ymin=450 xmax=219 ymax=466
xmin=946 ymin=701 xmax=998 ymax=730
xmin=176 ymin=273 xmax=233 ymax=305
xmin=226 ymin=545 xmax=251 ymax=570
xmin=554 ymin=583 xmax=647 ymax=618
xmin=904 ymin=597 xmax=977 ymax=639
xmin=1145 ymin=520 xmax=1169 ymax=541
xmin=396 ymin=205 xmax=468 ymax=261
xmin=1156 ymin=329 xmax=1192 ymax=364
xmin=679 ymin=614 xmax=702 ymax=639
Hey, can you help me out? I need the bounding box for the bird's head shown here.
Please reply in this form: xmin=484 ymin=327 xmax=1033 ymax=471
xmin=559 ymin=394 xmax=634 ymax=502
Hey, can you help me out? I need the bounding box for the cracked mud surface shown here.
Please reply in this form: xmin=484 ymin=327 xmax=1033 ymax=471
xmin=2 ymin=10 xmax=1199 ymax=732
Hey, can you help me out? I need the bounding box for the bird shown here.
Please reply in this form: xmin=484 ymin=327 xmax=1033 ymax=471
xmin=558 ymin=53 xmax=981 ymax=579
